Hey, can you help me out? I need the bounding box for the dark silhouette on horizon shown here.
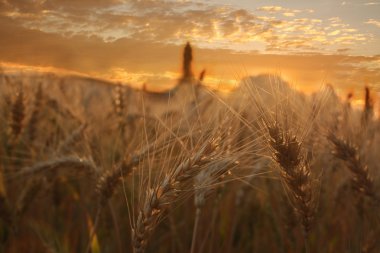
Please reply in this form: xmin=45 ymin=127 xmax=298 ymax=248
xmin=182 ymin=42 xmax=194 ymax=82
xmin=362 ymin=86 xmax=374 ymax=124
xmin=199 ymin=69 xmax=206 ymax=82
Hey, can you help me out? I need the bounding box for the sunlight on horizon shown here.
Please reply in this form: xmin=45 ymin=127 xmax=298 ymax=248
xmin=0 ymin=0 xmax=379 ymax=97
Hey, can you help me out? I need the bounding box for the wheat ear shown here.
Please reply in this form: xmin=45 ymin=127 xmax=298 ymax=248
xmin=266 ymin=122 xmax=315 ymax=235
xmin=10 ymin=86 xmax=25 ymax=144
xmin=132 ymin=140 xmax=216 ymax=253
xmin=328 ymin=133 xmax=376 ymax=201
xmin=96 ymin=154 xmax=138 ymax=206
xmin=27 ymin=83 xmax=43 ymax=143
xmin=10 ymin=156 xmax=97 ymax=181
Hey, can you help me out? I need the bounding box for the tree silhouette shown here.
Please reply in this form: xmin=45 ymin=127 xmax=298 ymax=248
xmin=182 ymin=42 xmax=194 ymax=81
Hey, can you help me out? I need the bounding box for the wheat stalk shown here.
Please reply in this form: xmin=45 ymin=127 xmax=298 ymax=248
xmin=132 ymin=140 xmax=217 ymax=253
xmin=96 ymin=154 xmax=138 ymax=206
xmin=10 ymin=156 xmax=97 ymax=181
xmin=27 ymin=83 xmax=43 ymax=143
xmin=328 ymin=133 xmax=376 ymax=200
xmin=57 ymin=123 xmax=87 ymax=155
xmin=9 ymin=86 xmax=25 ymax=144
xmin=16 ymin=177 xmax=45 ymax=215
xmin=0 ymin=164 xmax=12 ymax=226
xmin=191 ymin=158 xmax=234 ymax=253
xmin=266 ymin=122 xmax=315 ymax=236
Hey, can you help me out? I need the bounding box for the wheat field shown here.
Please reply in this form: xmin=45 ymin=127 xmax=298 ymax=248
xmin=0 ymin=66 xmax=379 ymax=253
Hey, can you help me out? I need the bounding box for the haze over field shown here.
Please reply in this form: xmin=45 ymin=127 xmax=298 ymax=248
xmin=2 ymin=1 xmax=380 ymax=253
xmin=0 ymin=0 xmax=379 ymax=97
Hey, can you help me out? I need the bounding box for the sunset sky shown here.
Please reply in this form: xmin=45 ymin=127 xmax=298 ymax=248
xmin=0 ymin=0 xmax=379 ymax=95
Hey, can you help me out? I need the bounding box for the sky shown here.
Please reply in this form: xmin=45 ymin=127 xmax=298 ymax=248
xmin=0 ymin=0 xmax=379 ymax=96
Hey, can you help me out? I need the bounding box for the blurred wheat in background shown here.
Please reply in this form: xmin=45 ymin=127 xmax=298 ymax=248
xmin=0 ymin=42 xmax=380 ymax=253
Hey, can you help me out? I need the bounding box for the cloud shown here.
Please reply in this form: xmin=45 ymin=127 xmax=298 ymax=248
xmin=257 ymin=6 xmax=285 ymax=12
xmin=0 ymin=15 xmax=180 ymax=73
xmin=366 ymin=19 xmax=380 ymax=28
xmin=0 ymin=13 xmax=379 ymax=94
xmin=0 ymin=0 xmax=379 ymax=94
xmin=0 ymin=0 xmax=372 ymax=54
xmin=257 ymin=5 xmax=313 ymax=14
xmin=364 ymin=2 xmax=380 ymax=5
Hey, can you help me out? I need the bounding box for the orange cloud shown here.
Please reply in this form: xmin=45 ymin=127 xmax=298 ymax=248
xmin=0 ymin=0 xmax=373 ymax=54
xmin=0 ymin=1 xmax=379 ymax=95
